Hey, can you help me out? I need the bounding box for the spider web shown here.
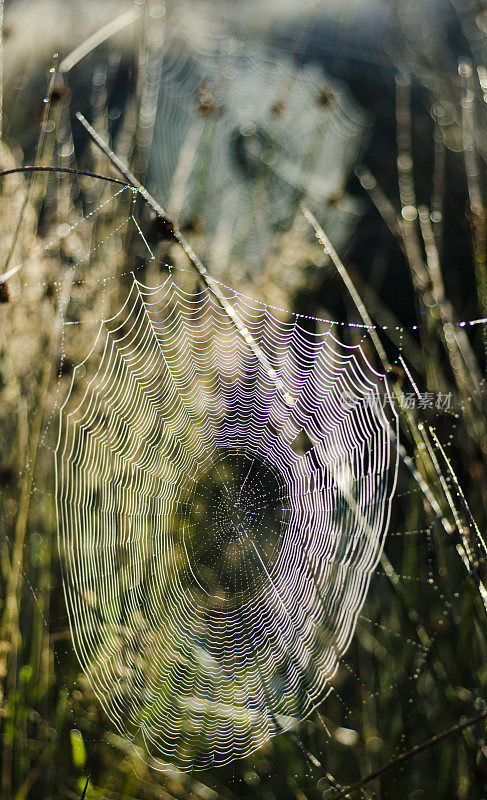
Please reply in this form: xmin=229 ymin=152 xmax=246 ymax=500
xmin=147 ymin=1 xmax=365 ymax=274
xmin=55 ymin=272 xmax=398 ymax=770
xmin=2 ymin=2 xmax=487 ymax=794
xmin=6 ymin=182 xmax=487 ymax=791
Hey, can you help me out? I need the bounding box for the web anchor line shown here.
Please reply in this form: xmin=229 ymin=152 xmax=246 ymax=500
xmin=75 ymin=112 xmax=294 ymax=409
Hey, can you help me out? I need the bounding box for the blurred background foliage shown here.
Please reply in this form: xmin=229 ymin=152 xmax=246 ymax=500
xmin=2 ymin=0 xmax=487 ymax=798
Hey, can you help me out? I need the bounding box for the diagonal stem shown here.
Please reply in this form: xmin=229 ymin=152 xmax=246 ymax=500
xmin=329 ymin=709 xmax=487 ymax=800
xmin=76 ymin=111 xmax=294 ymax=408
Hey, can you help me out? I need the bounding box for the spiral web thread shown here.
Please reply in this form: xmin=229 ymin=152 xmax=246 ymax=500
xmin=56 ymin=274 xmax=399 ymax=770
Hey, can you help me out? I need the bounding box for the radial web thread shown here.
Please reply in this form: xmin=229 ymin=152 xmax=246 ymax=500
xmin=56 ymin=275 xmax=399 ymax=770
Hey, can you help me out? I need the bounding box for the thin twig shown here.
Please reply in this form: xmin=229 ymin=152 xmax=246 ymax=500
xmin=419 ymin=422 xmax=487 ymax=613
xmin=13 ymin=741 xmax=56 ymax=800
xmin=329 ymin=709 xmax=487 ymax=800
xmin=429 ymin=426 xmax=487 ymax=561
xmin=431 ymin=117 xmax=445 ymax=246
xmin=418 ymin=204 xmax=486 ymax=454
xmin=60 ymin=8 xmax=141 ymax=73
xmin=300 ymin=203 xmax=387 ymax=360
xmin=418 ymin=204 xmax=483 ymax=398
xmin=0 ymin=167 xmax=130 ymax=283
xmin=75 ymin=111 xmax=294 ymax=408
xmin=0 ymin=165 xmax=129 ymax=186
xmin=285 ymin=729 xmax=351 ymax=798
xmin=459 ymin=59 xmax=487 ymax=358
xmin=79 ymin=776 xmax=90 ymax=800
xmin=2 ymin=61 xmax=58 ymax=276
xmin=0 ymin=269 xmax=75 ymax=704
xmin=394 ymin=75 xmax=430 ymax=292
xmin=134 ymin=0 xmax=165 ymax=177
xmin=300 ymin=204 xmax=453 ymax=534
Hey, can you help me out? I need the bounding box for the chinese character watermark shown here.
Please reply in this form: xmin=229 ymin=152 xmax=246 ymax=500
xmin=339 ymin=390 xmax=453 ymax=412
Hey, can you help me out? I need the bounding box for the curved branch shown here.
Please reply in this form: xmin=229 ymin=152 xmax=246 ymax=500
xmin=0 ymin=165 xmax=130 ymax=187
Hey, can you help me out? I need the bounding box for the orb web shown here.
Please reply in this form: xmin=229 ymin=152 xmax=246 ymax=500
xmin=56 ymin=275 xmax=399 ymax=770
xmin=148 ymin=3 xmax=365 ymax=272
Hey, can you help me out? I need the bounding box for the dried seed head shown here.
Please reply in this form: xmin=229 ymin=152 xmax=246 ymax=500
xmin=151 ymin=215 xmax=177 ymax=242
xmin=317 ymin=82 xmax=335 ymax=108
xmin=0 ymin=282 xmax=10 ymax=303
